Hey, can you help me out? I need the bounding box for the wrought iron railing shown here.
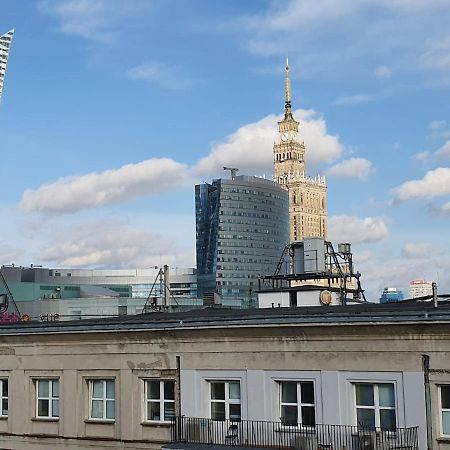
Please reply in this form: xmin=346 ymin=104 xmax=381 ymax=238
xmin=171 ymin=417 xmax=419 ymax=449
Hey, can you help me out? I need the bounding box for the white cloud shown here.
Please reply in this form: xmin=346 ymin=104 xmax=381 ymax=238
xmin=392 ymin=167 xmax=450 ymax=200
xmin=37 ymin=0 xmax=148 ymax=42
xmin=326 ymin=158 xmax=372 ymax=180
xmin=411 ymin=151 xmax=430 ymax=162
xmin=439 ymin=201 xmax=450 ymax=214
xmin=328 ymin=215 xmax=388 ymax=244
xmin=194 ymin=109 xmax=344 ymax=178
xmin=238 ymin=0 xmax=450 ymax=80
xmin=353 ymin=250 xmax=373 ymax=264
xmin=431 ymin=201 xmax=450 ymax=215
xmin=332 ymin=95 xmax=374 ymax=106
xmin=20 ymin=158 xmax=191 ymax=214
xmin=374 ymin=65 xmax=392 ymax=79
xmin=357 ymin=236 xmax=450 ymax=300
xmin=402 ymin=242 xmax=434 ymax=259
xmin=0 ymin=244 xmax=23 ymax=264
xmin=428 ymin=120 xmax=447 ymax=130
xmin=421 ymin=35 xmax=450 ymax=70
xmin=41 ymin=220 xmax=195 ymax=268
xmin=19 ymin=109 xmax=342 ymax=214
xmin=126 ymin=62 xmax=194 ymax=89
xmin=436 ymin=140 xmax=450 ymax=159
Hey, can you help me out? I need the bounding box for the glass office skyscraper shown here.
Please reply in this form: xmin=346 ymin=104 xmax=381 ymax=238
xmin=195 ymin=175 xmax=289 ymax=306
xmin=0 ymin=29 xmax=14 ymax=105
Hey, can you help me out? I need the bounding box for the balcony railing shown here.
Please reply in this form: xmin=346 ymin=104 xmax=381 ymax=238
xmin=171 ymin=417 xmax=419 ymax=450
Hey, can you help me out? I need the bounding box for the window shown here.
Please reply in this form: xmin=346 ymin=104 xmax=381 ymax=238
xmin=279 ymin=381 xmax=315 ymax=426
xmin=144 ymin=380 xmax=175 ymax=422
xmin=36 ymin=379 xmax=59 ymax=418
xmin=354 ymin=383 xmax=396 ymax=430
xmin=440 ymin=385 xmax=450 ymax=437
xmin=89 ymin=379 xmax=115 ymax=420
xmin=0 ymin=379 xmax=7 ymax=417
xmin=210 ymin=381 xmax=241 ymax=421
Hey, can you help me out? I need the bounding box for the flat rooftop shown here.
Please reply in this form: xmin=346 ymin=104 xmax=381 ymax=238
xmin=1 ymin=300 xmax=450 ymax=335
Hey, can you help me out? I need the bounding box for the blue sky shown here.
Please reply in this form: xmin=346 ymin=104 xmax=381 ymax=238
xmin=1 ymin=0 xmax=450 ymax=299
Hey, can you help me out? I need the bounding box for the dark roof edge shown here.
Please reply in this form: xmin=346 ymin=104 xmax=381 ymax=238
xmin=0 ymin=310 xmax=449 ymax=336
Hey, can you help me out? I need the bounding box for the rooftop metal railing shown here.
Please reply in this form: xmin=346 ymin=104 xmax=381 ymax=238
xmin=171 ymin=417 xmax=419 ymax=449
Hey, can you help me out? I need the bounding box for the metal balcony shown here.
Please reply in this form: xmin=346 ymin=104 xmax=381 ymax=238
xmin=170 ymin=417 xmax=419 ymax=450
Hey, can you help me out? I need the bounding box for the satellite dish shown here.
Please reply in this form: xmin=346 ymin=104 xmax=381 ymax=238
xmin=320 ymin=290 xmax=332 ymax=306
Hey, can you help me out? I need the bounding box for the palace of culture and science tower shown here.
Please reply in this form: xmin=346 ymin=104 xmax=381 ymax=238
xmin=273 ymin=60 xmax=327 ymax=242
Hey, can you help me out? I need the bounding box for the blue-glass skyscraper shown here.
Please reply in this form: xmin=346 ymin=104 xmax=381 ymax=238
xmin=0 ymin=29 xmax=14 ymax=105
xmin=195 ymin=175 xmax=289 ymax=306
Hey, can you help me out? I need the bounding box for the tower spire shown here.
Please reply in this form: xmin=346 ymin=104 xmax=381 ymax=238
xmin=284 ymin=57 xmax=293 ymax=120
xmin=285 ymin=57 xmax=291 ymax=104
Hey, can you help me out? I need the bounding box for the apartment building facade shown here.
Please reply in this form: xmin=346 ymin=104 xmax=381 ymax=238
xmin=0 ymin=303 xmax=450 ymax=449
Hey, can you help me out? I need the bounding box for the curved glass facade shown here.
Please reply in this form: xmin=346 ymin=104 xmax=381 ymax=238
xmin=196 ymin=176 xmax=289 ymax=306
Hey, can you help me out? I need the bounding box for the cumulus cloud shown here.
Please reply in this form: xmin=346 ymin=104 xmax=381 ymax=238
xmin=392 ymin=167 xmax=450 ymax=200
xmin=19 ymin=108 xmax=342 ymax=214
xmin=328 ymin=215 xmax=388 ymax=244
xmin=411 ymin=151 xmax=430 ymax=162
xmin=20 ymin=158 xmax=191 ymax=214
xmin=374 ymin=65 xmax=392 ymax=79
xmin=430 ymin=201 xmax=450 ymax=215
xmin=41 ymin=220 xmax=195 ymax=268
xmin=194 ymin=109 xmax=343 ymax=177
xmin=402 ymin=243 xmax=434 ymax=259
xmin=326 ymin=158 xmax=372 ymax=180
xmin=332 ymin=95 xmax=374 ymax=106
xmin=436 ymin=140 xmax=450 ymax=159
xmin=37 ymin=0 xmax=148 ymax=42
xmin=126 ymin=62 xmax=194 ymax=89
xmin=357 ymin=237 xmax=450 ymax=300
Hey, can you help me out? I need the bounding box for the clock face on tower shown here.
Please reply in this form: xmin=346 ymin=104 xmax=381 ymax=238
xmin=292 ymin=132 xmax=297 ymax=141
xmin=281 ymin=132 xmax=289 ymax=141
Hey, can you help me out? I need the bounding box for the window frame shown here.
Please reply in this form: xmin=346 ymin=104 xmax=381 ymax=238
xmin=209 ymin=380 xmax=241 ymax=421
xmin=439 ymin=385 xmax=450 ymax=438
xmin=278 ymin=380 xmax=316 ymax=427
xmin=0 ymin=378 xmax=8 ymax=417
xmin=354 ymin=382 xmax=397 ymax=429
xmin=35 ymin=378 xmax=59 ymax=419
xmin=88 ymin=379 xmax=115 ymax=421
xmin=143 ymin=379 xmax=175 ymax=423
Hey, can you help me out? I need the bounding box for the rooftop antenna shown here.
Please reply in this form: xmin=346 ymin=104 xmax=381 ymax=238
xmin=223 ymin=167 xmax=239 ymax=180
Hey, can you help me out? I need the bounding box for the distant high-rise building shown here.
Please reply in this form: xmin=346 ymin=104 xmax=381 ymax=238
xmin=0 ymin=29 xmax=14 ymax=105
xmin=273 ymin=59 xmax=327 ymax=241
xmin=380 ymin=287 xmax=404 ymax=303
xmin=195 ymin=175 xmax=289 ymax=306
xmin=409 ymin=280 xmax=433 ymax=299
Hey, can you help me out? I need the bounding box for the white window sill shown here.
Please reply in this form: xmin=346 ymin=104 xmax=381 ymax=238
xmin=84 ymin=419 xmax=115 ymax=424
xmin=0 ymin=415 xmax=8 ymax=420
xmin=141 ymin=420 xmax=172 ymax=427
